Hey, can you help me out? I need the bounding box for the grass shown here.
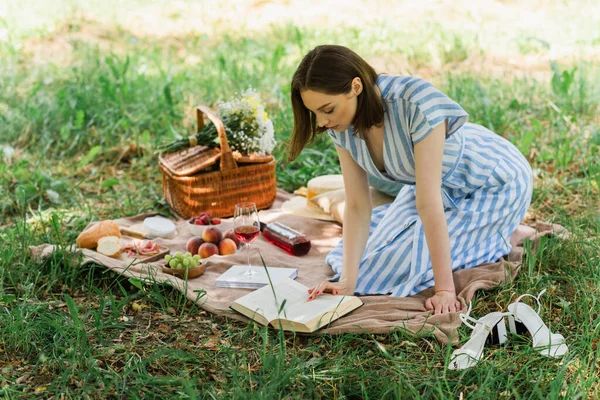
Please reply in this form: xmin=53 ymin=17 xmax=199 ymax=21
xmin=1 ymin=0 xmax=600 ymax=398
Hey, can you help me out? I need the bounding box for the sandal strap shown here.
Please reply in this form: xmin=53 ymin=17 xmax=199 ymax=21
xmin=459 ymin=302 xmax=478 ymax=330
xmin=459 ymin=302 xmax=511 ymax=331
xmin=512 ymin=289 xmax=546 ymax=320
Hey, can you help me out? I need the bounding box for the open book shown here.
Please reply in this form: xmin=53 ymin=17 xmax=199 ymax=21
xmin=230 ymin=278 xmax=363 ymax=333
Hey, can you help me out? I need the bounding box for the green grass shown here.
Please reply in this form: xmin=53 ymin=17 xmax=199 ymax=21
xmin=1 ymin=1 xmax=600 ymax=398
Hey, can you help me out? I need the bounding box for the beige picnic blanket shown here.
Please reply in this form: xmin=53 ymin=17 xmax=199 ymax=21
xmin=29 ymin=190 xmax=567 ymax=344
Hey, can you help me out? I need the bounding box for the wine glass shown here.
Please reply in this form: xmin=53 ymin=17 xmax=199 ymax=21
xmin=233 ymin=202 xmax=260 ymax=277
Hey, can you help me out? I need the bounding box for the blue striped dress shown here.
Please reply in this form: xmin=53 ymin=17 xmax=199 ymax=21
xmin=325 ymin=75 xmax=533 ymax=297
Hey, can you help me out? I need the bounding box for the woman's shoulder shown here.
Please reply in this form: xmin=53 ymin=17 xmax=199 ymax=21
xmin=377 ymin=74 xmax=436 ymax=104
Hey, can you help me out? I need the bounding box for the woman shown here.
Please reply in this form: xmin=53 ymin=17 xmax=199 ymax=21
xmin=289 ymin=45 xmax=533 ymax=314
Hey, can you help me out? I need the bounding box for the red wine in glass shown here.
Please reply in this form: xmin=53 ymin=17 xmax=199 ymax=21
xmin=233 ymin=202 xmax=260 ymax=277
xmin=234 ymin=225 xmax=260 ymax=243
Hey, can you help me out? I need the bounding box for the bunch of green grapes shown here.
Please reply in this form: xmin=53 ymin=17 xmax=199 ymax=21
xmin=165 ymin=251 xmax=201 ymax=269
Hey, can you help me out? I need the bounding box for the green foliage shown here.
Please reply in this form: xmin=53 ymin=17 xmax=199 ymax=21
xmin=0 ymin=2 xmax=599 ymax=398
xmin=516 ymin=36 xmax=551 ymax=55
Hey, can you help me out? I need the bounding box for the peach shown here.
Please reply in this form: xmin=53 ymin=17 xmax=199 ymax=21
xmin=218 ymin=238 xmax=238 ymax=255
xmin=199 ymin=242 xmax=219 ymax=258
xmin=186 ymin=236 xmax=205 ymax=255
xmin=202 ymin=226 xmax=222 ymax=244
xmin=223 ymin=229 xmax=242 ymax=250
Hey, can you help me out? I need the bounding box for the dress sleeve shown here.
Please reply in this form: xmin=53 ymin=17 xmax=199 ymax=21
xmin=327 ymin=129 xmax=343 ymax=147
xmin=404 ymin=79 xmax=469 ymax=144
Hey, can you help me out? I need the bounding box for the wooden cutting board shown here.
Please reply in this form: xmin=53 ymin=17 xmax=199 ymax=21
xmin=89 ymin=235 xmax=170 ymax=265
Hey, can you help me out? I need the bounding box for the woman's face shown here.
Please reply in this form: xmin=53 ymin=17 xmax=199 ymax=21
xmin=300 ymin=86 xmax=359 ymax=132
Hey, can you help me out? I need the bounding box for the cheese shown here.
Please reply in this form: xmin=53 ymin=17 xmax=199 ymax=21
xmin=306 ymin=175 xmax=345 ymax=211
xmin=143 ymin=216 xmax=177 ymax=238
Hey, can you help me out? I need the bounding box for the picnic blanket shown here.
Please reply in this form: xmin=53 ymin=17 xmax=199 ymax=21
xmin=29 ymin=190 xmax=567 ymax=344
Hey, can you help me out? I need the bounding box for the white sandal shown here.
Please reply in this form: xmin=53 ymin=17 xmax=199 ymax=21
xmin=448 ymin=303 xmax=510 ymax=370
xmin=507 ymin=289 xmax=568 ymax=358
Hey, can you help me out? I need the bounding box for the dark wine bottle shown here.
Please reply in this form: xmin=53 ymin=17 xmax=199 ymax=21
xmin=260 ymin=222 xmax=311 ymax=256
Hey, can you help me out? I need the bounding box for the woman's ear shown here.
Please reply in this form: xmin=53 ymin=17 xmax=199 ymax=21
xmin=351 ymin=77 xmax=363 ymax=96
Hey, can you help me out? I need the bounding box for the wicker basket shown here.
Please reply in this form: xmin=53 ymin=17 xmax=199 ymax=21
xmin=158 ymin=105 xmax=277 ymax=219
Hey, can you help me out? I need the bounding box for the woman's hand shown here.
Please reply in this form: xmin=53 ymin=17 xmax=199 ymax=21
xmin=425 ymin=290 xmax=461 ymax=314
xmin=307 ymin=279 xmax=355 ymax=301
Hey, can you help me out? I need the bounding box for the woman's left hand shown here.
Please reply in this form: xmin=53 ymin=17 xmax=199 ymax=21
xmin=425 ymin=290 xmax=462 ymax=314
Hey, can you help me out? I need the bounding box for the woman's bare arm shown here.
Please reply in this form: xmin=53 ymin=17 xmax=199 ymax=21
xmin=336 ymin=145 xmax=372 ymax=290
xmin=307 ymin=145 xmax=371 ymax=299
xmin=414 ymin=122 xmax=461 ymax=313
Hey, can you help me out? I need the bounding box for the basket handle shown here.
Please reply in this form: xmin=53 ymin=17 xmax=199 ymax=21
xmin=196 ymin=105 xmax=238 ymax=171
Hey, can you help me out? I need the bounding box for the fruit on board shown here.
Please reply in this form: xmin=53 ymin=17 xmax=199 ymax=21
xmin=165 ymin=252 xmax=201 ymax=269
xmin=189 ymin=212 xmax=221 ymax=226
xmin=199 ymin=242 xmax=219 ymax=258
xmin=223 ymin=229 xmax=242 ymax=250
xmin=202 ymin=227 xmax=222 ymax=244
xmin=186 ymin=236 xmax=205 ymax=255
xmin=218 ymin=238 xmax=237 ymax=255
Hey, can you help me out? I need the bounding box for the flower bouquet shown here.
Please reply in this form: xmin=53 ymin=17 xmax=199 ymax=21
xmin=157 ymin=88 xmax=276 ymax=157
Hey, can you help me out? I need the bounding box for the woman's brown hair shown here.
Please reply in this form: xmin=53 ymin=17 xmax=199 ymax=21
xmin=288 ymin=45 xmax=384 ymax=161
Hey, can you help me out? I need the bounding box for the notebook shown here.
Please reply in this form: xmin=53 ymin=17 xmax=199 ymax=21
xmin=215 ymin=265 xmax=298 ymax=289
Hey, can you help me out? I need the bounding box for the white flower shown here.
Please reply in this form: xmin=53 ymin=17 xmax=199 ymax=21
xmin=215 ymin=88 xmax=276 ymax=155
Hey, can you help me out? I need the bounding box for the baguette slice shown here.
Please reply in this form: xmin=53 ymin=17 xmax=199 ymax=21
xmin=97 ymin=236 xmax=122 ymax=258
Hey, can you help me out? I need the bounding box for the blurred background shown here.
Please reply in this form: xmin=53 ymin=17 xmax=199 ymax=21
xmin=1 ymin=0 xmax=599 ymax=220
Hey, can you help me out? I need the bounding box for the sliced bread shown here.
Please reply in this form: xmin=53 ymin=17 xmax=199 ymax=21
xmin=97 ymin=236 xmax=122 ymax=258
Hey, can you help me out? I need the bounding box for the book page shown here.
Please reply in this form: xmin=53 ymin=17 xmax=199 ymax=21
xmin=232 ymin=278 xmax=309 ymax=323
xmin=284 ymin=294 xmax=359 ymax=327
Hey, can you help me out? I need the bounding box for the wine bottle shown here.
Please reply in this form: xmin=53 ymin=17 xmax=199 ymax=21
xmin=260 ymin=222 xmax=311 ymax=256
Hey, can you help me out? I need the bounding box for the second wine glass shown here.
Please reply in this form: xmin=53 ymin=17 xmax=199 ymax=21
xmin=233 ymin=202 xmax=260 ymax=277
